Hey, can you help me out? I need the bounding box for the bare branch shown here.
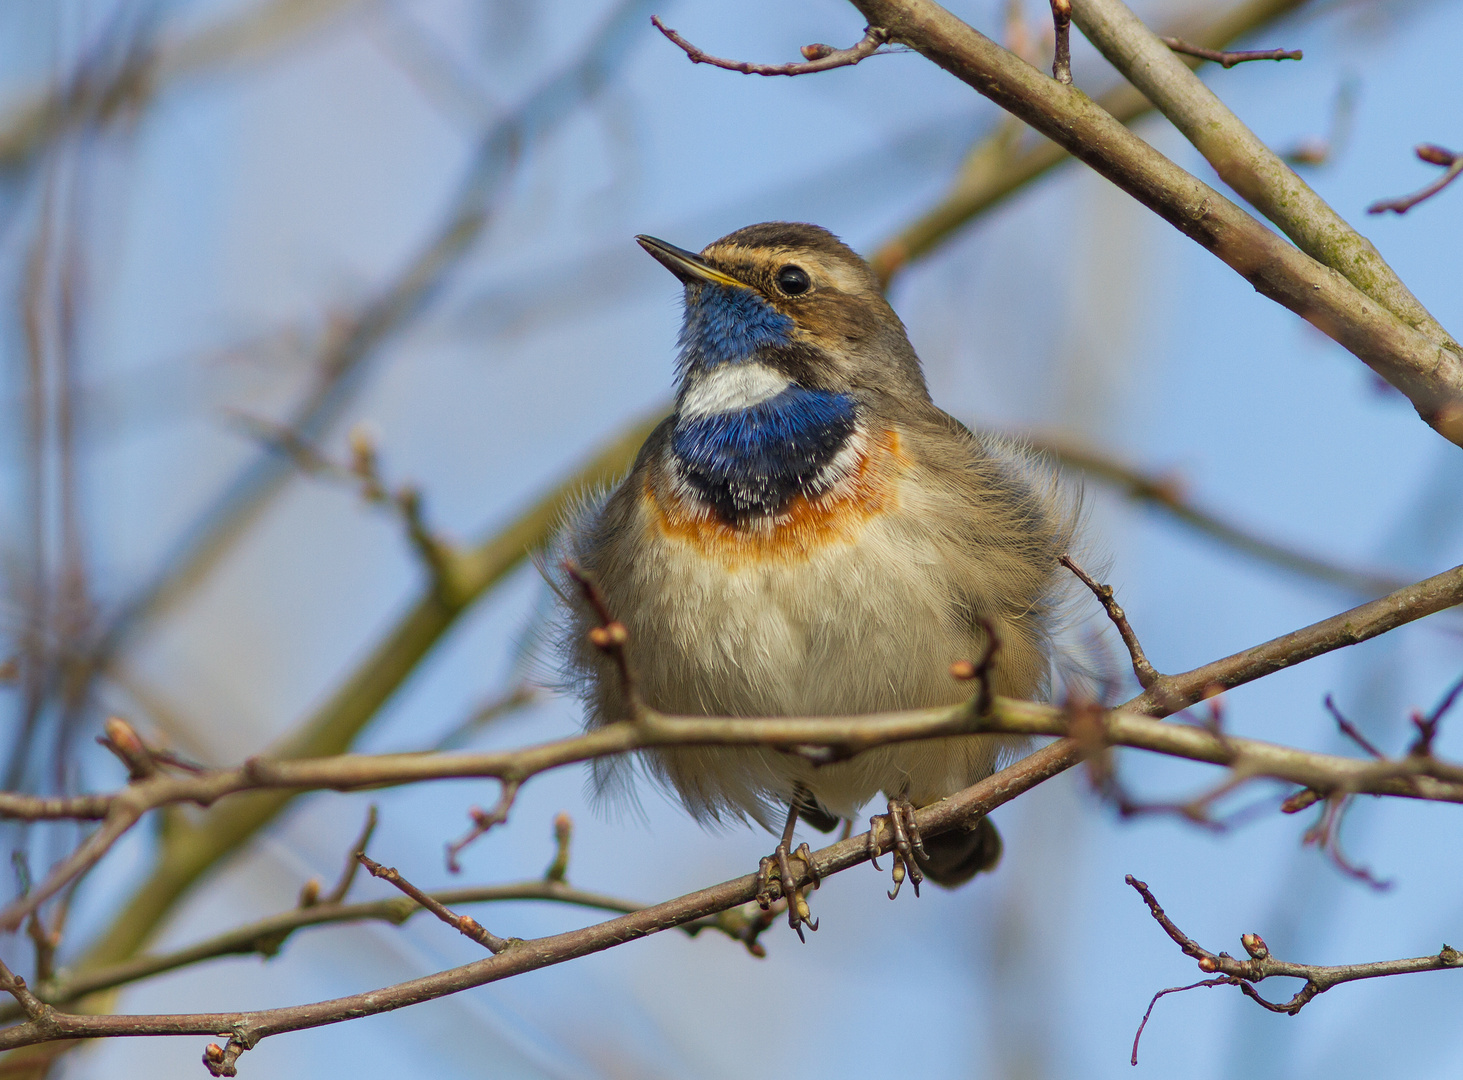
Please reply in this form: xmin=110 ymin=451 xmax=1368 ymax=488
xmin=80 ymin=412 xmax=657 ymax=974
xmin=0 ymin=745 xmax=1074 ymax=1061
xmin=1368 ymin=144 xmax=1463 ymax=216
xmin=356 ymin=854 xmax=511 ymax=954
xmin=233 ymin=415 xmax=461 ymax=593
xmin=869 ymin=0 xmax=1315 ymax=286
xmin=1325 ymin=694 xmax=1384 ymax=760
xmin=1060 ymin=555 xmax=1161 ymax=689
xmin=1049 ymin=0 xmax=1072 ymax=84
xmin=1409 ymin=670 xmax=1463 ymax=757
xmin=321 ymin=805 xmax=378 ymax=905
xmin=0 ymin=876 xmax=730 ymax=1023
xmin=1126 ymin=875 xmax=1462 ymax=1061
xmin=1160 ymin=35 xmax=1300 ymax=68
xmin=1066 ymin=0 xmax=1458 ymax=356
xmin=650 ymin=16 xmax=889 ymax=76
xmin=1302 ymin=794 xmax=1390 ymax=890
xmin=444 ymin=780 xmax=521 ymax=873
xmin=1047 ymin=0 xmax=1463 ymax=442
xmin=89 ymin=0 xmax=657 ymax=668
xmin=3 ymin=563 xmax=1461 ymax=941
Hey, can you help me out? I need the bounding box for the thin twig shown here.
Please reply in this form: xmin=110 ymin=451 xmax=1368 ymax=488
xmin=564 ymin=561 xmax=642 ymax=715
xmin=233 ymin=415 xmax=460 ymax=592
xmin=650 ymin=16 xmax=889 ymax=76
xmin=869 ymin=0 xmax=1316 ymax=286
xmin=1131 ymin=977 xmax=1234 ymax=1065
xmin=322 ymin=805 xmax=378 ymax=904
xmin=1324 ymin=695 xmax=1384 ymax=760
xmin=444 ymin=779 xmax=521 ymax=873
xmin=1049 ymin=0 xmax=1072 ymax=84
xmin=1160 ymin=35 xmax=1300 ymax=68
xmin=1409 ymin=671 xmax=1463 ymax=756
xmin=0 ymin=878 xmax=756 ymax=1024
xmin=1126 ymin=874 xmax=1461 ymax=1061
xmin=357 ymin=854 xmax=511 ymax=953
xmin=1302 ymin=794 xmax=1391 ymax=890
xmin=4 ymin=564 xmax=1463 ymax=940
xmin=1368 ymin=145 xmax=1463 ymax=216
xmin=1060 ymin=555 xmax=1161 ymax=689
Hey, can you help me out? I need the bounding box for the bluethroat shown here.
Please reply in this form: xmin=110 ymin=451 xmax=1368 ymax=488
xmin=556 ymin=222 xmax=1076 ymax=938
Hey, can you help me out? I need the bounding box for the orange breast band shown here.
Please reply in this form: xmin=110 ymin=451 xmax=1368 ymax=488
xmin=646 ymin=428 xmax=907 ymax=565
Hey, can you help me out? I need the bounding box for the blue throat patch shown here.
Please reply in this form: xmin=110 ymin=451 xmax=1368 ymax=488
xmin=672 ymin=386 xmax=858 ymax=523
xmin=678 ymin=284 xmax=793 ymax=370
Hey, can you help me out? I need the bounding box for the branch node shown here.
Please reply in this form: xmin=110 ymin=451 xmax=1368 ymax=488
xmin=202 ymin=1037 xmax=248 ymax=1078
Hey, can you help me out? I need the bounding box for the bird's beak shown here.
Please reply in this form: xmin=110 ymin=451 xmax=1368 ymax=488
xmin=636 ymin=235 xmax=746 ymax=288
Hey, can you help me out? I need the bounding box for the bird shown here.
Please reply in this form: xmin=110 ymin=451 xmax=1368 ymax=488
xmin=554 ymin=222 xmax=1077 ymax=938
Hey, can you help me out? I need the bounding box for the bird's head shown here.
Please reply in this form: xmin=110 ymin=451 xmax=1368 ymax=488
xmin=636 ymin=223 xmax=932 ymax=523
xmin=637 ymin=222 xmax=930 ymax=412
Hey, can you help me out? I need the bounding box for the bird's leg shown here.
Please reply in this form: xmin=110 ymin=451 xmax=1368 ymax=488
xmin=869 ymin=797 xmax=927 ymax=900
xmin=756 ymin=793 xmax=820 ymax=941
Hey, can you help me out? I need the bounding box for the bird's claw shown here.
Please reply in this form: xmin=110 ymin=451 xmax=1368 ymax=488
xmin=756 ymin=840 xmax=819 ymax=941
xmin=869 ymin=798 xmax=925 ymax=900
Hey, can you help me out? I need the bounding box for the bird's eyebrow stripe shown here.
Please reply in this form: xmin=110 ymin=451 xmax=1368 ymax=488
xmin=679 ymin=363 xmax=792 ymax=418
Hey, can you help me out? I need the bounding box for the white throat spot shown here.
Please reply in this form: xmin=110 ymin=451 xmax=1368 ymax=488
xmin=679 ymin=364 xmax=791 ymax=419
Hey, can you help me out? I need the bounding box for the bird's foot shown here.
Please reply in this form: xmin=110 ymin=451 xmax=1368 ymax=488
xmin=756 ymin=840 xmax=820 ymax=942
xmin=868 ymin=798 xmax=926 ymax=900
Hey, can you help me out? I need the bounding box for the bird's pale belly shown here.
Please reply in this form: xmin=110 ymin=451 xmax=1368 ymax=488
xmin=617 ymin=439 xmax=1019 ymax=822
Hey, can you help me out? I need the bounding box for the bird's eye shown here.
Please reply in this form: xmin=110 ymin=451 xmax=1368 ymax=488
xmin=775 ymin=265 xmax=811 ymax=295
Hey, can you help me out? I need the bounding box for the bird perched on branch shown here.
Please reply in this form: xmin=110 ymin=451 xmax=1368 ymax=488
xmin=555 ymin=222 xmax=1076 ymax=938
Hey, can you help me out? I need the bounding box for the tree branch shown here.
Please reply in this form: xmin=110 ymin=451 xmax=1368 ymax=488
xmin=868 ymin=0 xmax=1313 ymax=286
xmin=847 ymin=0 xmax=1463 ymax=444
xmin=89 ymin=0 xmax=658 ymax=670
xmin=1064 ymin=0 xmax=1463 ymax=434
xmin=1159 ymin=36 xmax=1301 ymax=68
xmin=0 ymin=746 xmax=1073 ymax=1068
xmin=1060 ymin=555 xmax=1161 ymax=689
xmin=5 ymin=564 xmax=1462 ymax=938
xmin=650 ymin=16 xmax=889 ymax=76
xmin=1126 ymin=875 xmax=1463 ymax=1062
xmin=0 ymin=876 xmax=766 ymax=1024
xmin=1368 ymin=144 xmax=1463 ymax=216
xmin=78 ymin=413 xmax=658 ymax=972
xmin=0 ymin=561 xmax=1459 ymax=1062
